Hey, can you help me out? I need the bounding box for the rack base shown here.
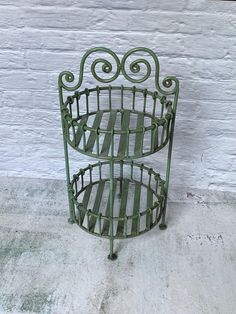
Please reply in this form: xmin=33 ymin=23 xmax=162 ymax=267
xmin=68 ymin=161 xmax=166 ymax=258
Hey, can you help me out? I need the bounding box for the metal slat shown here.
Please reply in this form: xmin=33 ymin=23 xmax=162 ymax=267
xmin=100 ymin=110 xmax=117 ymax=156
xmin=89 ymin=181 xmax=105 ymax=232
xmin=116 ymin=179 xmax=129 ymax=236
xmin=152 ymin=118 xmax=159 ymax=149
xmin=134 ymin=112 xmax=144 ymax=156
xmin=86 ymin=111 xmax=103 ymax=152
xmin=117 ymin=110 xmax=130 ymax=158
xmin=102 ymin=180 xmax=117 ymax=236
xmin=146 ymin=189 xmax=153 ymax=229
xmin=74 ymin=115 xmax=88 ymax=147
xmin=131 ymin=182 xmax=141 ymax=235
xmin=80 ymin=184 xmax=93 ymax=225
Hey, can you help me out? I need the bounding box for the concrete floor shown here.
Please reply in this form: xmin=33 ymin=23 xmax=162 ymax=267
xmin=0 ymin=177 xmax=236 ymax=314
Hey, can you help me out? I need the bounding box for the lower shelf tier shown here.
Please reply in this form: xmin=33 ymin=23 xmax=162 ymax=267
xmin=70 ymin=161 xmax=166 ymax=239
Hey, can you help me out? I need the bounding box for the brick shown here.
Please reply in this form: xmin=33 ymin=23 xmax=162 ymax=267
xmin=178 ymin=99 xmax=236 ymax=122
xmin=0 ymin=0 xmax=147 ymax=10
xmin=1 ymin=91 xmax=58 ymax=110
xmin=147 ymin=0 xmax=187 ymax=11
xmin=0 ymin=51 xmax=26 ymax=69
xmin=0 ymin=71 xmax=53 ymax=91
xmin=186 ymin=0 xmax=236 ymax=14
xmin=182 ymin=79 xmax=236 ymax=101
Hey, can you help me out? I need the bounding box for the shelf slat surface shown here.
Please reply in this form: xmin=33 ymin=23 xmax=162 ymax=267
xmin=134 ymin=112 xmax=144 ymax=156
xmin=146 ymin=188 xmax=153 ymax=229
xmin=74 ymin=115 xmax=88 ymax=147
xmin=80 ymin=183 xmax=93 ymax=225
xmin=89 ymin=180 xmax=105 ymax=232
xmin=116 ymin=179 xmax=129 ymax=236
xmin=102 ymin=180 xmax=117 ymax=236
xmin=131 ymin=182 xmax=141 ymax=235
xmin=117 ymin=110 xmax=130 ymax=158
xmin=100 ymin=110 xmax=117 ymax=156
xmin=86 ymin=111 xmax=103 ymax=152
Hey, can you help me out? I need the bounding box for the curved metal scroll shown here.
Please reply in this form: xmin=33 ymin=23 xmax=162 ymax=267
xmin=58 ymin=47 xmax=179 ymax=96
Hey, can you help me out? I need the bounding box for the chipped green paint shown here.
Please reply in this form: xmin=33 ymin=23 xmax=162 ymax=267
xmin=58 ymin=47 xmax=179 ymax=259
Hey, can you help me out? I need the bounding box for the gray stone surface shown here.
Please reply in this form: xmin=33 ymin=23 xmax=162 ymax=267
xmin=0 ymin=176 xmax=236 ymax=314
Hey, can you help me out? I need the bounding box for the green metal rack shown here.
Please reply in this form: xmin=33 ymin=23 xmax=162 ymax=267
xmin=58 ymin=47 xmax=179 ymax=260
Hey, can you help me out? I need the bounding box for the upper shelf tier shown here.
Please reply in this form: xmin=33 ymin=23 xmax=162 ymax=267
xmin=61 ymin=85 xmax=174 ymax=160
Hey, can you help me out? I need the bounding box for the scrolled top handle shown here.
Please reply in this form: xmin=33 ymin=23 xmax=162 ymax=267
xmin=58 ymin=47 xmax=179 ymax=96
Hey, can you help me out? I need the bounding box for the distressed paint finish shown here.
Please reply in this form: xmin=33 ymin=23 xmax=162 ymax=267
xmin=58 ymin=47 xmax=179 ymax=258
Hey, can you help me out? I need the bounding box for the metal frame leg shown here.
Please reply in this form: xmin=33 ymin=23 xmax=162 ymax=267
xmin=159 ymin=113 xmax=176 ymax=231
xmin=63 ymin=131 xmax=75 ymax=224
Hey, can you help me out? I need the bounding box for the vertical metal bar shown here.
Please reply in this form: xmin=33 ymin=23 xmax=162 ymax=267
xmin=81 ymin=171 xmax=84 ymax=189
xmin=77 ymin=204 xmax=81 ymax=225
xmin=131 ymin=160 xmax=134 ymax=180
xmin=161 ymin=123 xmax=166 ymax=145
xmin=81 ymin=184 xmax=93 ymax=225
xmin=143 ymin=89 xmax=147 ymax=113
xmin=85 ymin=88 xmax=89 ymax=114
xmin=83 ymin=128 xmax=86 ymax=151
xmin=126 ymin=129 xmax=130 ymax=157
xmin=121 ymin=85 xmax=124 ymax=110
xmin=134 ymin=113 xmax=144 ymax=156
xmin=152 ymin=92 xmax=157 ymax=117
xmin=74 ymin=176 xmax=78 ymax=196
xmin=111 ymin=129 xmax=114 ymax=157
xmin=89 ymin=164 xmax=92 ymax=183
xmin=160 ymin=96 xmax=166 ymax=118
xmin=146 ymin=187 xmax=153 ymax=229
xmin=109 ymin=85 xmax=112 ymax=111
xmin=58 ymin=88 xmax=74 ymax=224
xmin=99 ymin=213 xmax=102 ymax=236
xmin=96 ymin=86 xmax=100 ymax=111
xmin=119 ymin=159 xmax=123 ymax=196
xmin=96 ymin=128 xmax=100 ymax=155
xmin=99 ymin=161 xmax=102 ymax=181
xmin=151 ymin=122 xmax=158 ymax=151
xmin=72 ymin=123 xmax=76 ymax=145
xmin=124 ymin=215 xmax=128 ymax=237
xmin=140 ymin=164 xmax=144 ymax=183
xmin=75 ymin=91 xmax=80 ymax=118
xmin=87 ymin=210 xmax=90 ymax=230
xmin=137 ymin=213 xmax=141 ymax=235
xmin=69 ymin=102 xmax=72 ymax=117
xmin=74 ymin=115 xmax=88 ymax=147
xmin=132 ymin=86 xmax=136 ymax=111
xmin=155 ymin=174 xmax=160 ymax=194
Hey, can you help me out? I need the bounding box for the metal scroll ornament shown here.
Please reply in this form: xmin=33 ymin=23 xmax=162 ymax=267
xmin=58 ymin=47 xmax=179 ymax=96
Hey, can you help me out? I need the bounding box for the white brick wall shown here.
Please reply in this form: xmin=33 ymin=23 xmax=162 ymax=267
xmin=0 ymin=0 xmax=236 ymax=192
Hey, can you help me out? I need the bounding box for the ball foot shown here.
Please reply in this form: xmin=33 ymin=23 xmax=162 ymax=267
xmin=107 ymin=253 xmax=118 ymax=261
xmin=159 ymin=223 xmax=167 ymax=230
xmin=68 ymin=217 xmax=75 ymax=224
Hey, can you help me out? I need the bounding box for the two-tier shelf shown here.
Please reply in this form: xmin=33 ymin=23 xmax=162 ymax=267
xmin=58 ymin=47 xmax=179 ymax=260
